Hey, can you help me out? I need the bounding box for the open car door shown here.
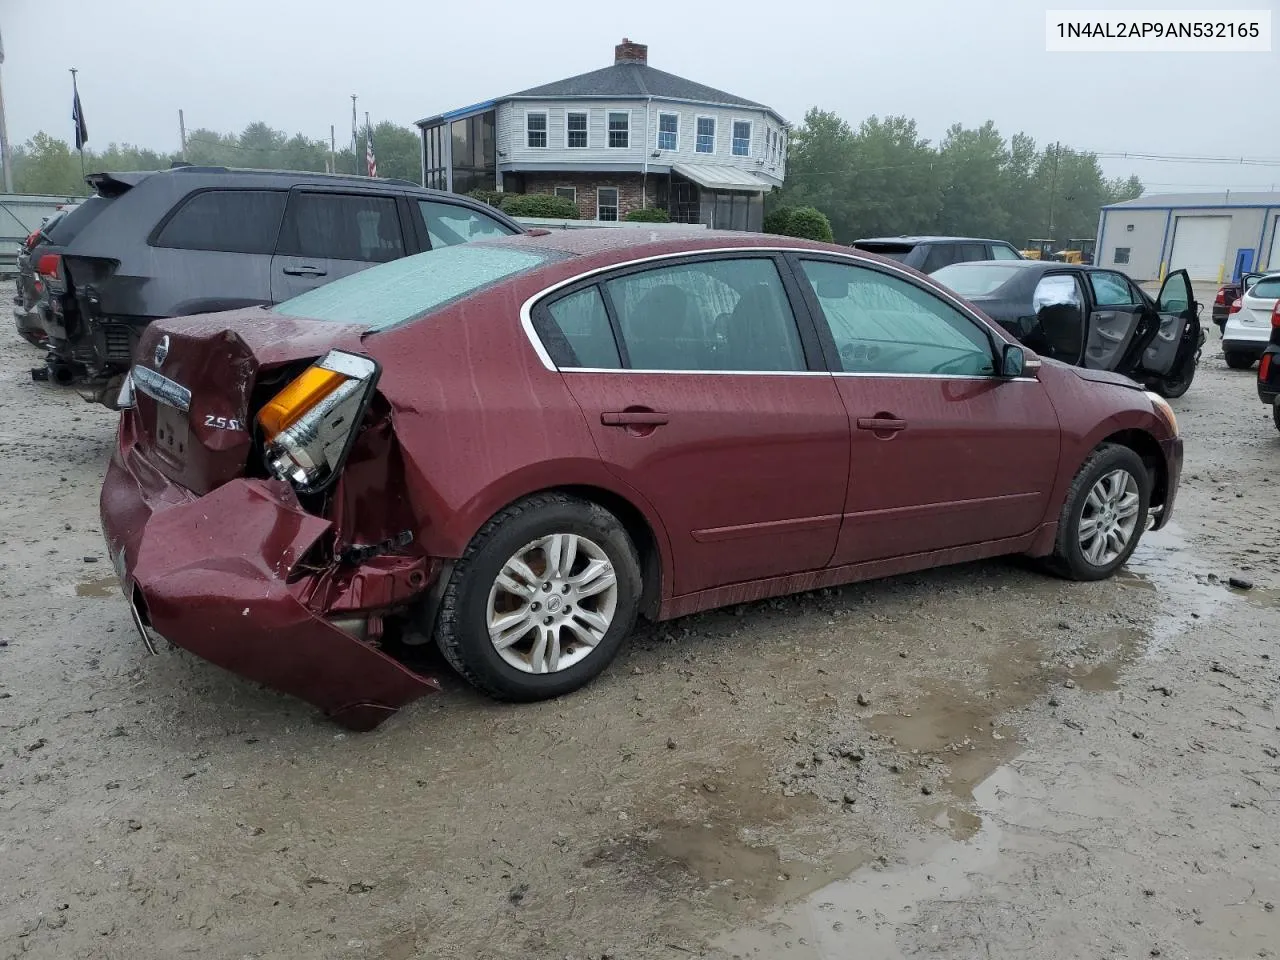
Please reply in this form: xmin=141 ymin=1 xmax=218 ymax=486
xmin=1139 ymin=268 xmax=1197 ymax=377
xmin=1081 ymin=272 xmax=1148 ymax=372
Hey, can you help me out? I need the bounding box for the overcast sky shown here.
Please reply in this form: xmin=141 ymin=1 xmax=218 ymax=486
xmin=3 ymin=0 xmax=1278 ymax=193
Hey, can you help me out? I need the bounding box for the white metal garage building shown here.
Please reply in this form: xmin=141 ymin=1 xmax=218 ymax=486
xmin=1095 ymin=191 xmax=1280 ymax=283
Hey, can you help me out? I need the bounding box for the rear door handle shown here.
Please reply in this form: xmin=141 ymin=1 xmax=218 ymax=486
xmin=601 ymin=410 xmax=670 ymax=426
xmin=856 ymin=417 xmax=907 ymax=432
xmin=283 ymin=265 xmax=327 ymax=277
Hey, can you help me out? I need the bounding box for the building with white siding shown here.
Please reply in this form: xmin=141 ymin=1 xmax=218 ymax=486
xmin=1096 ymin=192 xmax=1280 ymax=283
xmin=415 ymin=39 xmax=788 ymax=230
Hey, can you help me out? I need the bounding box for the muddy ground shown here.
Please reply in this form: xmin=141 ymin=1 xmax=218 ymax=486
xmin=2 ymin=278 xmax=1278 ymax=960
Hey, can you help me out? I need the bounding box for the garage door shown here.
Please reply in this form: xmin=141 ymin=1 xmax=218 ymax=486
xmin=1267 ymin=215 xmax=1280 ymax=271
xmin=1169 ymin=216 xmax=1232 ymax=280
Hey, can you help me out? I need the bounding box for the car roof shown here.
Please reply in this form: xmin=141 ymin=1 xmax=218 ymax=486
xmin=487 ymin=228 xmax=886 ymax=264
xmin=938 ymin=259 xmax=1081 ymax=274
xmin=852 ymin=236 xmax=1012 ymax=245
xmin=86 ymin=165 xmax=427 ymax=193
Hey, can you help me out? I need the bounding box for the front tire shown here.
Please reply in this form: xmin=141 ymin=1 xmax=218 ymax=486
xmin=433 ymin=493 xmax=642 ymax=701
xmin=1225 ymin=350 xmax=1255 ymax=370
xmin=1046 ymin=443 xmax=1151 ymax=581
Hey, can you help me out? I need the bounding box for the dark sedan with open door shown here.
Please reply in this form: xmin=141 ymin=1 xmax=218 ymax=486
xmin=931 ymin=261 xmax=1203 ymax=398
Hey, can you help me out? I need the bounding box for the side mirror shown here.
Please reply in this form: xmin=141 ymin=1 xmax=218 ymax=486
xmin=1001 ymin=343 xmax=1037 ymax=378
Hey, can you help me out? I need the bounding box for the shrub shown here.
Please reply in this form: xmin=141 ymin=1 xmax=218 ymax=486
xmin=762 ymin=205 xmax=794 ymax=235
xmin=498 ymin=193 xmax=580 ymax=219
xmin=623 ymin=207 xmax=671 ymax=223
xmin=467 ymin=189 xmax=505 ymax=209
xmin=780 ymin=206 xmax=834 ymax=242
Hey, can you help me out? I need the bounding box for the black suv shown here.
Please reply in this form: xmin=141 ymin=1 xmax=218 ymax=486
xmin=851 ymin=236 xmax=1024 ymax=273
xmin=31 ymin=166 xmax=523 ymax=402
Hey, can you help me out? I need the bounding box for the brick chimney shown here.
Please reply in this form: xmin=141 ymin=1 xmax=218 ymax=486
xmin=614 ymin=38 xmax=648 ymax=65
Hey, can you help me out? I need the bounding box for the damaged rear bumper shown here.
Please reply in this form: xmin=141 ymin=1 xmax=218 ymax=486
xmin=99 ymin=427 xmax=439 ymax=731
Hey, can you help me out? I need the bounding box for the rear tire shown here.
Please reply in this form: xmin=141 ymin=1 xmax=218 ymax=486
xmin=1045 ymin=443 xmax=1151 ymax=582
xmin=433 ymin=493 xmax=642 ymax=701
xmin=1225 ymin=351 xmax=1255 ymax=370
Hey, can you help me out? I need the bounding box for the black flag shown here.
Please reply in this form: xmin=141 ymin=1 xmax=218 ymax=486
xmin=72 ymin=79 xmax=88 ymax=150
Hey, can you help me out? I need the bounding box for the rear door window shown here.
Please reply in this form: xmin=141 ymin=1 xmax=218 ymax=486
xmin=152 ymin=190 xmax=287 ymax=254
xmin=1088 ymin=271 xmax=1138 ymax=307
xmin=921 ymin=244 xmax=958 ymax=273
xmin=419 ymin=200 xmax=516 ymax=248
xmin=277 ymin=192 xmax=405 ymax=263
xmin=603 ymin=257 xmax=807 ymax=372
xmin=957 ymin=243 xmax=989 ymax=263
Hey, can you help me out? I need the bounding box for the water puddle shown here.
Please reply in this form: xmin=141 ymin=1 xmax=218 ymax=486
xmin=714 ymin=764 xmax=1024 ymax=959
xmin=75 ymin=576 xmax=119 ymax=597
xmin=1122 ymin=522 xmax=1236 ymax=654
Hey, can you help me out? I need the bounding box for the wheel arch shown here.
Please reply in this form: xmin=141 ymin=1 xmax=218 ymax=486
xmin=1099 ymin=428 xmax=1167 ymax=509
xmin=434 ymin=465 xmax=673 ymax=622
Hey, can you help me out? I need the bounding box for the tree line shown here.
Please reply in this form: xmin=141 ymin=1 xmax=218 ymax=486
xmin=774 ymin=108 xmax=1143 ymax=246
xmin=8 ymin=109 xmax=1141 ymax=249
xmin=7 ymin=120 xmax=422 ymax=196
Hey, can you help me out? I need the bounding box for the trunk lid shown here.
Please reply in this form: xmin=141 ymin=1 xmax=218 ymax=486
xmin=130 ymin=307 xmax=367 ymax=495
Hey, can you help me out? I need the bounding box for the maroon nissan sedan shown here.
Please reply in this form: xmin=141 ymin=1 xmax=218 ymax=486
xmin=101 ymin=230 xmax=1183 ymax=729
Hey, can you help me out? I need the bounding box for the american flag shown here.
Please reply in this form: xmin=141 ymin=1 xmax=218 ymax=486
xmin=365 ymin=126 xmax=377 ymax=178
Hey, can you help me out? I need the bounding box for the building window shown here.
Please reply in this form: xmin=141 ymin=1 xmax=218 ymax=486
xmin=527 ymin=112 xmax=547 ymax=149
xmin=1114 ymin=247 xmax=1131 ymax=265
xmin=566 ymin=112 xmax=587 ymax=149
xmin=657 ymin=113 xmax=678 ymax=151
xmin=732 ymin=120 xmax=751 ymax=157
xmin=608 ymin=112 xmax=629 ymax=149
xmin=696 ymin=117 xmax=715 ymax=154
xmin=555 ymin=186 xmax=577 ymax=202
xmin=597 ymin=187 xmax=619 ymax=221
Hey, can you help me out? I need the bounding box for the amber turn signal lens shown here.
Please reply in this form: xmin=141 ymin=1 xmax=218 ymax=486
xmin=257 ymin=367 xmax=348 ymax=438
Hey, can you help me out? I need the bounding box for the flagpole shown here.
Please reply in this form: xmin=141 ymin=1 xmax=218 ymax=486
xmin=71 ymin=68 xmax=84 ymax=178
xmin=364 ymin=111 xmax=371 ymax=177
xmin=350 ymin=95 xmax=358 ymax=176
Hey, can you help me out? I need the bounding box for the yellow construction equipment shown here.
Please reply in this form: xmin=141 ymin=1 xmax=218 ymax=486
xmin=1055 ymin=239 xmax=1097 ymax=265
xmin=1021 ymin=239 xmax=1055 ymax=260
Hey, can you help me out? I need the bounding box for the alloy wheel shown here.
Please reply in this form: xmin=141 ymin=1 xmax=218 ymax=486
xmin=485 ymin=533 xmax=619 ymax=674
xmin=1078 ymin=468 xmax=1141 ymax=567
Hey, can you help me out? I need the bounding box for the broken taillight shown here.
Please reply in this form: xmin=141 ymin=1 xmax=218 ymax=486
xmin=257 ymin=351 xmax=379 ymax=494
xmin=1214 ymin=286 xmax=1228 ymax=305
xmin=36 ymin=253 xmax=61 ymax=279
xmin=1229 ymin=298 xmax=1242 ymax=316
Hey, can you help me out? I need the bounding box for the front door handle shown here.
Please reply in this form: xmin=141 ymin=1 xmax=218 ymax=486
xmin=602 ymin=410 xmax=670 ymax=426
xmin=856 ymin=417 xmax=907 ymax=432
xmin=283 ymin=265 xmax=327 ymax=277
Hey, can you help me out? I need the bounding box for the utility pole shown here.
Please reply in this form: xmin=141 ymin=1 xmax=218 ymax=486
xmin=329 ymin=124 xmax=336 ymax=175
xmin=0 ymin=26 xmax=12 ymax=193
xmin=178 ymin=109 xmax=187 ymax=162
xmin=1046 ymin=140 xmax=1061 ymax=241
xmin=350 ymin=95 xmax=358 ymax=175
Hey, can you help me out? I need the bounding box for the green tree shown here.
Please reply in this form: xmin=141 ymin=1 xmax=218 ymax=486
xmin=12 ymin=132 xmax=86 ymax=195
xmin=937 ymin=121 xmax=1008 ymax=239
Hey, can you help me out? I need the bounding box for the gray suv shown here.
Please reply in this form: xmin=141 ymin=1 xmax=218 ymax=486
xmin=33 ymin=166 xmax=523 ymax=402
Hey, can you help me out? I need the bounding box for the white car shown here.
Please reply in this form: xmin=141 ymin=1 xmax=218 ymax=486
xmin=1223 ymin=272 xmax=1280 ymax=369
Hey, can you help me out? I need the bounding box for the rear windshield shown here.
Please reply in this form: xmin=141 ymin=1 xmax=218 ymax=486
xmin=1248 ymin=277 xmax=1280 ymax=300
xmin=44 ymin=196 xmax=111 ymax=245
xmin=930 ymin=262 xmax=1024 ymax=297
xmin=853 ymin=242 xmax=913 ymax=262
xmin=271 ymin=243 xmax=558 ymax=331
